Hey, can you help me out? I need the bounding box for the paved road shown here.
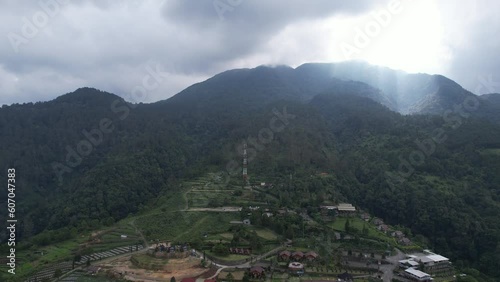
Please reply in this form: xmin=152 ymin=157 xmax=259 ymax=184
xmin=379 ymin=248 xmax=406 ymax=281
xmin=206 ymin=245 xmax=285 ymax=279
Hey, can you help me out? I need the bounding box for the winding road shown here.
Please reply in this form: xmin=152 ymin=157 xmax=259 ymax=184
xmin=205 ymin=245 xmax=285 ymax=279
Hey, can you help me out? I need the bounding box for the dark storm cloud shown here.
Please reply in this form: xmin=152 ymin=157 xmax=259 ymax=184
xmin=0 ymin=0 xmax=377 ymax=105
xmin=434 ymin=0 xmax=500 ymax=94
xmin=0 ymin=0 xmax=499 ymax=105
xmin=159 ymin=0 xmax=376 ymax=72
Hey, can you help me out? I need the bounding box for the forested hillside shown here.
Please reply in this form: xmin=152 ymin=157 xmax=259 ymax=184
xmin=1 ymin=63 xmax=500 ymax=278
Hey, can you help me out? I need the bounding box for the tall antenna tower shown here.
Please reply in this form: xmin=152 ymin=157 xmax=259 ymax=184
xmin=242 ymin=143 xmax=248 ymax=185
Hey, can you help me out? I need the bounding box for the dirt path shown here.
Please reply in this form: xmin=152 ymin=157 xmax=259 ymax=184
xmin=208 ymin=265 xmax=228 ymax=279
xmin=130 ymin=218 xmax=149 ymax=248
xmin=186 ymin=207 xmax=242 ymax=212
xmin=173 ymin=215 xmax=208 ymax=242
xmin=189 ymin=189 xmax=235 ymax=192
xmin=183 ymin=189 xmax=190 ymax=210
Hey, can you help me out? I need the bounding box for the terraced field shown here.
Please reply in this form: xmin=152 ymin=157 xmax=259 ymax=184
xmin=75 ymin=244 xmax=144 ymax=265
xmin=25 ymin=261 xmax=73 ymax=282
xmin=90 ymin=225 xmax=141 ymax=252
xmin=24 ymin=244 xmax=144 ymax=282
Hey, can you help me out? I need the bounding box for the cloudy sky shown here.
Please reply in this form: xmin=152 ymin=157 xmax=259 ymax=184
xmin=1 ymin=0 xmax=499 ymax=105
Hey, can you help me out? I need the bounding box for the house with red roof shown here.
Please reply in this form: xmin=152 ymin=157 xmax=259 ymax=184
xmin=305 ymin=251 xmax=318 ymax=261
xmin=278 ymin=250 xmax=291 ymax=261
xmin=249 ymin=266 xmax=265 ymax=278
xmin=291 ymin=251 xmax=304 ymax=261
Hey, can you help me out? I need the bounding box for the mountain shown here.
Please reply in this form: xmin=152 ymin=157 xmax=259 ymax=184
xmin=166 ymin=63 xmax=398 ymax=112
xmin=167 ymin=61 xmax=500 ymax=120
xmin=477 ymin=93 xmax=500 ymax=124
xmin=1 ymin=63 xmax=500 ymax=279
xmin=296 ymin=61 xmax=482 ymax=115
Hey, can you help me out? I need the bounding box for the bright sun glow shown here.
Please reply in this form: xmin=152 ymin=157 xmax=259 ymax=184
xmin=325 ymin=0 xmax=451 ymax=74
xmin=364 ymin=0 xmax=450 ymax=74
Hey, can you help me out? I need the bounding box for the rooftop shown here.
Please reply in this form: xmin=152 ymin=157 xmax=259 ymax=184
xmin=288 ymin=262 xmax=304 ymax=269
xmin=418 ymin=256 xmax=433 ymax=263
xmin=427 ymin=254 xmax=449 ymax=262
xmin=250 ymin=266 xmax=265 ymax=273
xmin=399 ymin=259 xmax=420 ymax=266
xmin=337 ymin=203 xmax=356 ymax=212
xmin=405 ymin=268 xmax=431 ymax=278
xmin=411 ymin=252 xmax=450 ymax=264
xmin=305 ymin=251 xmax=318 ymax=257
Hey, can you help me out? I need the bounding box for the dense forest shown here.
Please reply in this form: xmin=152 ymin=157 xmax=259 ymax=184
xmin=1 ymin=63 xmax=500 ymax=278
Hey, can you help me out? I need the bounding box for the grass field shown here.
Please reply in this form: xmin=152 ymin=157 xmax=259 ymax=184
xmin=35 ymin=240 xmax=81 ymax=264
xmin=205 ymin=232 xmax=234 ymax=243
xmin=136 ymin=211 xmax=240 ymax=242
xmin=206 ymin=251 xmax=250 ymax=261
xmin=252 ymin=228 xmax=279 ymax=241
xmin=219 ymin=270 xmax=246 ymax=280
xmin=132 ymin=173 xmax=282 ymax=244
xmin=330 ymin=217 xmax=397 ymax=243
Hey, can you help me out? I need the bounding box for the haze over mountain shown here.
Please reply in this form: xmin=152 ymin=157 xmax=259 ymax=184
xmin=167 ymin=62 xmax=500 ymax=119
xmin=1 ymin=62 xmax=500 ymax=279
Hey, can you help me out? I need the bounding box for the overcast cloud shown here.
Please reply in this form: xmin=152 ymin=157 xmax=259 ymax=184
xmin=0 ymin=0 xmax=499 ymax=105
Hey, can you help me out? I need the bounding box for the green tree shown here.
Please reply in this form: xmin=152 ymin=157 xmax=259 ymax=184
xmin=242 ymin=272 xmax=250 ymax=282
xmin=345 ymin=219 xmax=351 ymax=233
xmin=212 ymin=243 xmax=229 ymax=256
xmin=362 ymin=224 xmax=369 ymax=235
xmin=74 ymin=254 xmax=82 ymax=262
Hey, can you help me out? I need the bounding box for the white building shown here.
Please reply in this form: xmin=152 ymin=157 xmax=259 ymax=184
xmin=404 ymin=268 xmax=432 ymax=281
xmin=404 ymin=251 xmax=452 ymax=275
xmin=337 ymin=203 xmax=356 ymax=212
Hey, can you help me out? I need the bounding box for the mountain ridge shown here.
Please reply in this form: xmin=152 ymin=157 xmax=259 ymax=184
xmin=159 ymin=62 xmax=499 ymax=120
xmin=4 ymin=62 xmax=494 ymax=121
